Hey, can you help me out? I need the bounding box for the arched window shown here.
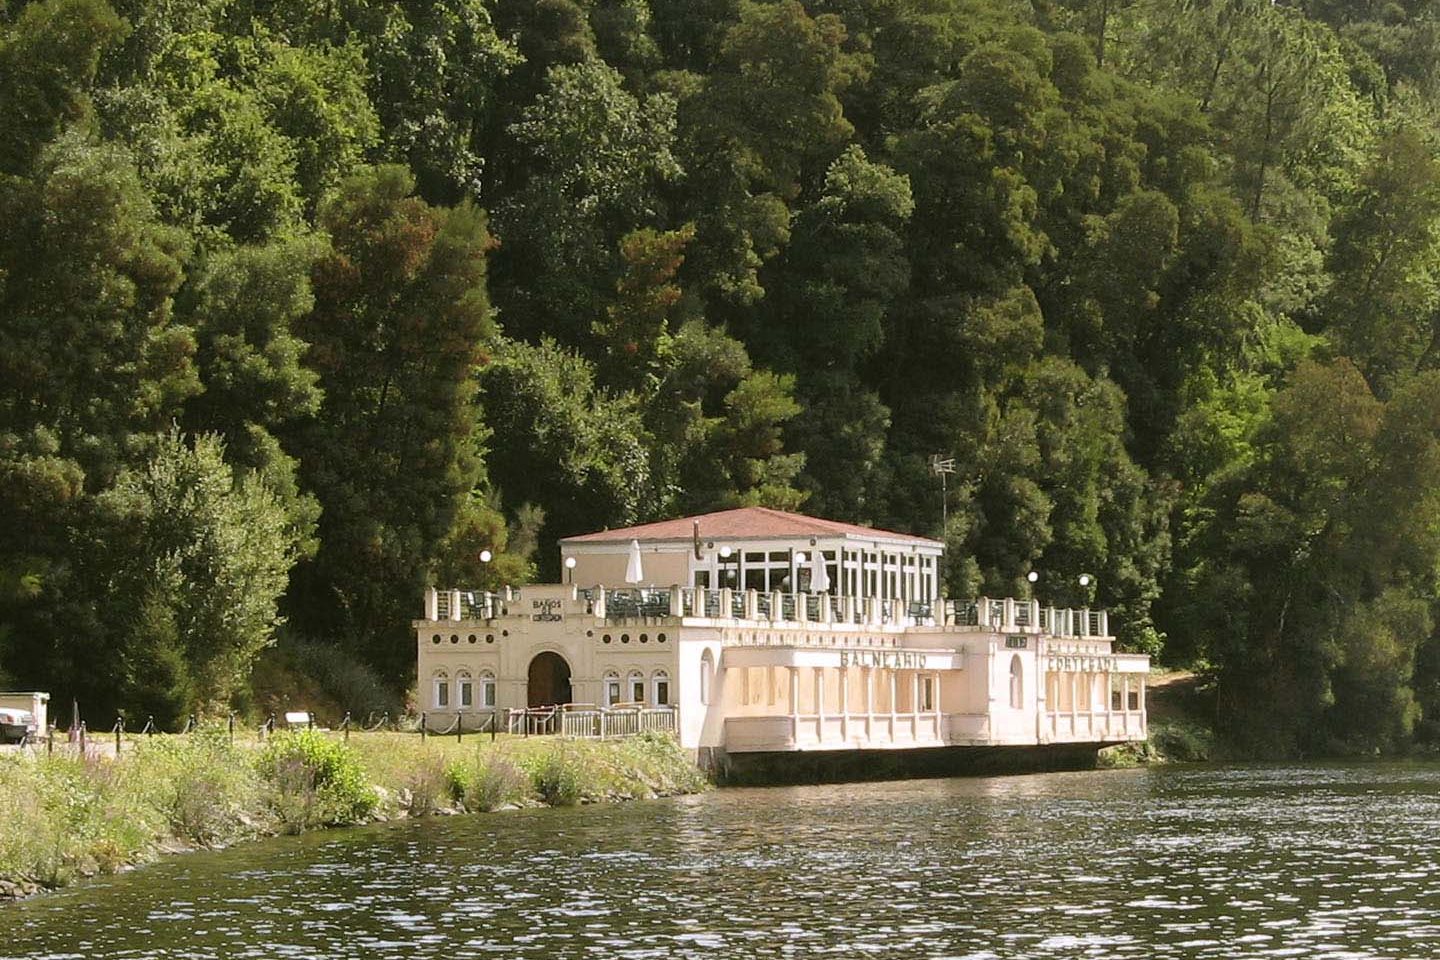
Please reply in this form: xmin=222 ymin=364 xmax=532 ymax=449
xmin=700 ymin=650 xmax=715 ymax=706
xmin=1009 ymin=655 xmax=1024 ymax=710
xmin=604 ymin=670 xmax=622 ymax=707
xmin=628 ymin=670 xmax=645 ymax=704
xmin=432 ymin=671 xmax=450 ymax=709
xmin=457 ymin=670 xmax=474 ymax=709
xmin=479 ymin=671 xmax=496 ymax=708
xmin=652 ymin=670 xmax=671 ymax=706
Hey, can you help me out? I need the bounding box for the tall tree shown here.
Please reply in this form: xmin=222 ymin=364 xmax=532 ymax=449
xmin=0 ymin=133 xmax=198 ymax=714
xmin=99 ymin=428 xmax=299 ymax=724
xmin=1322 ymin=126 xmax=1440 ymax=394
xmin=288 ymin=166 xmax=495 ymax=676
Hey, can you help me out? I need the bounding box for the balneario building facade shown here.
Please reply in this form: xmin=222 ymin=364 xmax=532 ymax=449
xmin=415 ymin=507 xmax=1148 ymax=776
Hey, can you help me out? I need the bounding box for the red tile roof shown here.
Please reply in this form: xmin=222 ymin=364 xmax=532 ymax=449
xmin=560 ymin=507 xmax=942 ymax=547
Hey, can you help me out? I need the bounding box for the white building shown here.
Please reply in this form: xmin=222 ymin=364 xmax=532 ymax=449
xmin=415 ymin=507 xmax=1148 ymax=767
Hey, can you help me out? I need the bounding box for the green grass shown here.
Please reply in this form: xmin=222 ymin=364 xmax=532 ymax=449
xmin=345 ymin=731 xmax=710 ymax=809
xmin=0 ymin=729 xmax=708 ymax=896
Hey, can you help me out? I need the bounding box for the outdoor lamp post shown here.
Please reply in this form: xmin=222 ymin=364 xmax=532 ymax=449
xmin=718 ymin=545 xmax=737 ymax=587
xmin=564 ymin=556 xmax=576 ymax=584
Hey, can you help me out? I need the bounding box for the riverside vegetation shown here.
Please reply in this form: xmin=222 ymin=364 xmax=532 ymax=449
xmin=8 ymin=0 xmax=1440 ymax=760
xmin=0 ymin=729 xmax=708 ymax=899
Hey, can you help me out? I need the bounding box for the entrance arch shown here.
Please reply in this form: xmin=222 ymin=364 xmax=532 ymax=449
xmin=527 ymin=651 xmax=573 ymax=707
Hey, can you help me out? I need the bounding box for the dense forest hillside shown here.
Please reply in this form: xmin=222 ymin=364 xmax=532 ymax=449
xmin=4 ymin=0 xmax=1440 ymax=755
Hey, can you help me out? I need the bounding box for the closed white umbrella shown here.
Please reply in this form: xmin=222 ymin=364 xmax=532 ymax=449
xmin=810 ymin=548 xmax=831 ymax=592
xmin=625 ymin=539 xmax=644 ymax=584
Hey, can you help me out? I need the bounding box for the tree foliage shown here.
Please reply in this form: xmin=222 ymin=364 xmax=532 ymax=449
xmin=4 ymin=0 xmax=1440 ymax=754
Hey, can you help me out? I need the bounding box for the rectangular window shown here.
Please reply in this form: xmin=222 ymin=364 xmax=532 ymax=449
xmin=745 ymin=568 xmax=766 ymax=592
xmin=1128 ymin=690 xmax=1140 ymax=711
xmin=694 ymin=570 xmax=711 ymax=588
xmin=632 ymin=680 xmax=645 ymax=702
xmin=607 ymin=681 xmax=621 ymax=705
xmin=920 ymin=676 xmax=935 ymax=712
xmin=1112 ymin=690 xmax=1122 ymax=711
xmin=656 ymin=681 xmax=670 ymax=705
xmin=461 ymin=681 xmax=473 ymax=708
xmin=436 ymin=682 xmax=449 ymax=708
xmin=483 ymin=682 xmax=496 ymax=708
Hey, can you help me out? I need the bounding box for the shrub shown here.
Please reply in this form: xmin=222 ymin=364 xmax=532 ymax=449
xmin=0 ymin=756 xmax=68 ymax=885
xmin=129 ymin=727 xmax=264 ymax=845
xmin=462 ymin=756 xmax=530 ymax=812
xmin=402 ymin=751 xmax=451 ymax=817
xmin=256 ymin=730 xmax=376 ymax=832
xmin=288 ymin=639 xmax=401 ymax=718
xmin=621 ymin=732 xmax=711 ymax=794
xmin=1151 ymin=720 xmax=1214 ymax=763
xmin=530 ymin=747 xmax=583 ymax=807
xmin=0 ymin=753 xmax=158 ymax=886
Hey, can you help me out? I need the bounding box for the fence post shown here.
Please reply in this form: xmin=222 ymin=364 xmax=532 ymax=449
xmin=490 ymin=711 xmax=496 ymax=742
xmin=79 ymin=721 xmax=86 ymax=752
xmin=228 ymin=712 xmax=235 ymax=747
xmin=420 ymin=712 xmax=427 ymax=740
xmin=456 ymin=710 xmax=463 ymax=743
xmin=147 ymin=716 xmax=155 ymax=739
xmin=47 ymin=724 xmax=54 ymax=756
xmin=114 ymin=716 xmax=123 ymax=755
xmin=342 ymin=712 xmax=351 ymax=742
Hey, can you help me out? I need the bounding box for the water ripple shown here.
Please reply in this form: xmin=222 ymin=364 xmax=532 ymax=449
xmin=4 ymin=763 xmax=1440 ymax=959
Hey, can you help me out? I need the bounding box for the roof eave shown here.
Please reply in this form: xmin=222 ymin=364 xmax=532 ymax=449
xmin=560 ymin=531 xmax=944 ymax=549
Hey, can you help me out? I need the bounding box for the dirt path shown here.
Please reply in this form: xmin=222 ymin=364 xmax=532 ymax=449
xmin=1146 ymin=670 xmax=1213 ymax=724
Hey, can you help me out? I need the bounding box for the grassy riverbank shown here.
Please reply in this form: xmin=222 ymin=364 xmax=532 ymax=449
xmin=0 ymin=729 xmax=708 ymax=899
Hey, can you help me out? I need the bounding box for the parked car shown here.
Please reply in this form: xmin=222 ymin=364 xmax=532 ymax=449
xmin=0 ymin=706 xmax=36 ymax=744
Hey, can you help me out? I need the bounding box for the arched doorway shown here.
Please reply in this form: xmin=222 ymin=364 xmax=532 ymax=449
xmin=527 ymin=652 xmax=572 ymax=707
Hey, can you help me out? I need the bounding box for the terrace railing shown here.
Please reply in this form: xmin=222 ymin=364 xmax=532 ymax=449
xmin=427 ymin=585 xmax=1111 ymax=638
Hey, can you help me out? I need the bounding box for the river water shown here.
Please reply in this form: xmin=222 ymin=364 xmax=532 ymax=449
xmin=2 ymin=762 xmax=1439 ymax=959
